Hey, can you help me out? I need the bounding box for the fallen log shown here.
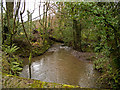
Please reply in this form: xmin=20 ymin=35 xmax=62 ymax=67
xmin=49 ymin=37 xmax=64 ymax=43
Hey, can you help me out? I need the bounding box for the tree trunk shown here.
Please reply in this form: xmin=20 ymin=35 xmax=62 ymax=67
xmin=73 ymin=19 xmax=82 ymax=51
xmin=6 ymin=2 xmax=14 ymax=19
xmin=6 ymin=1 xmax=14 ymax=46
xmin=1 ymin=0 xmax=4 ymax=44
xmin=73 ymin=19 xmax=77 ymax=49
xmin=43 ymin=4 xmax=45 ymax=45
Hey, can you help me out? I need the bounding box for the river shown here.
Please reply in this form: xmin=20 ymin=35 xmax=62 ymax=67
xmin=20 ymin=43 xmax=101 ymax=88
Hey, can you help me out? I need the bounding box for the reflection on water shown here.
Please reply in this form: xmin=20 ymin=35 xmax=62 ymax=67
xmin=20 ymin=44 xmax=101 ymax=88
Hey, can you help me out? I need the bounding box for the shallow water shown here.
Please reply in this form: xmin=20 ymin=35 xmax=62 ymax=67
xmin=20 ymin=44 xmax=101 ymax=88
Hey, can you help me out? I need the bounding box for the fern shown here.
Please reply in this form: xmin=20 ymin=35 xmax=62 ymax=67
xmin=3 ymin=44 xmax=19 ymax=55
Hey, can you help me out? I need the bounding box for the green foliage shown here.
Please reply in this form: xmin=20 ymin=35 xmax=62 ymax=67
xmin=10 ymin=59 xmax=23 ymax=75
xmin=98 ymin=66 xmax=120 ymax=89
xmin=2 ymin=44 xmax=19 ymax=55
xmin=93 ymin=55 xmax=108 ymax=72
xmin=2 ymin=44 xmax=23 ymax=76
xmin=56 ymin=2 xmax=120 ymax=88
xmin=9 ymin=56 xmax=23 ymax=75
xmin=2 ymin=1 xmax=120 ymax=89
xmin=111 ymin=70 xmax=120 ymax=89
xmin=2 ymin=55 xmax=23 ymax=76
xmin=94 ymin=49 xmax=120 ymax=88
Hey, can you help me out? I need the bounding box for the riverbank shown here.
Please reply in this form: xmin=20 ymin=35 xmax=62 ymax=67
xmin=71 ymin=50 xmax=95 ymax=62
xmin=13 ymin=39 xmax=54 ymax=58
xmin=2 ymin=73 xmax=80 ymax=88
xmin=2 ymin=39 xmax=54 ymax=74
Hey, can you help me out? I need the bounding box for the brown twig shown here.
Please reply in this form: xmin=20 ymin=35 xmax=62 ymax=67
xmin=20 ymin=0 xmax=31 ymax=46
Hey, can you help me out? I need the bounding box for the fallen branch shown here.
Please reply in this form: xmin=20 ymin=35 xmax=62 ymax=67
xmin=49 ymin=36 xmax=64 ymax=43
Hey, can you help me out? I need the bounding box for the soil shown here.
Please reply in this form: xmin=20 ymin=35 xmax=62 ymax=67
xmin=71 ymin=50 xmax=96 ymax=63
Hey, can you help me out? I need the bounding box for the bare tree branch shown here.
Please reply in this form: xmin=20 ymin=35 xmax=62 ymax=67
xmin=20 ymin=0 xmax=31 ymax=46
xmin=13 ymin=1 xmax=21 ymax=34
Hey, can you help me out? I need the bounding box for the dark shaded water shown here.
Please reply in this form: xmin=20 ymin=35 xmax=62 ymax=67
xmin=20 ymin=44 xmax=101 ymax=88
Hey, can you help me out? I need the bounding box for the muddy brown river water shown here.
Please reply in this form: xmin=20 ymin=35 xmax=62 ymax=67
xmin=20 ymin=44 xmax=101 ymax=88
